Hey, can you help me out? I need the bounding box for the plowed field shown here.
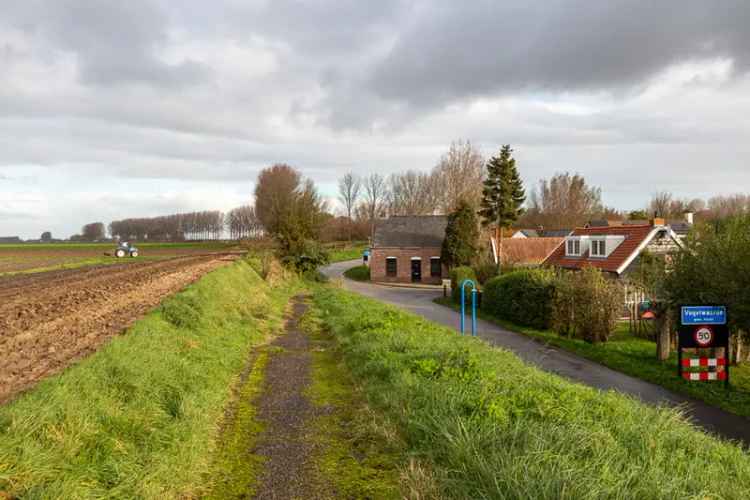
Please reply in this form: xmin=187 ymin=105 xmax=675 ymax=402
xmin=0 ymin=255 xmax=238 ymax=404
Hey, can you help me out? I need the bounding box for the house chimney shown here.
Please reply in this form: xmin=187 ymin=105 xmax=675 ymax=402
xmin=685 ymin=211 xmax=694 ymax=225
xmin=651 ymin=217 xmax=666 ymax=227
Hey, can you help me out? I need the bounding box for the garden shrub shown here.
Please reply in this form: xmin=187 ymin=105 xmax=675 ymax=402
xmin=473 ymin=261 xmax=499 ymax=285
xmin=553 ymin=267 xmax=622 ymax=343
xmin=450 ymin=266 xmax=479 ymax=305
xmin=483 ymin=268 xmax=555 ymax=329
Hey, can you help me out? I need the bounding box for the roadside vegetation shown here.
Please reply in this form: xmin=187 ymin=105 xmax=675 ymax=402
xmin=0 ymin=258 xmax=300 ymax=498
xmin=438 ymin=297 xmax=750 ymax=419
xmin=343 ymin=264 xmax=370 ymax=281
xmin=328 ymin=243 xmax=367 ymax=263
xmin=314 ymin=286 xmax=750 ymax=499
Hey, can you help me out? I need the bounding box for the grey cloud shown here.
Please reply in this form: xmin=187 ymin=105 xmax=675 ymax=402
xmin=366 ymin=1 xmax=750 ymax=108
xmin=6 ymin=0 xmax=209 ymax=88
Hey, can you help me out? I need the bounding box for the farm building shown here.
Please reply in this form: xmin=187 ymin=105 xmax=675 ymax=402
xmin=542 ymin=218 xmax=683 ymax=278
xmin=370 ymin=215 xmax=448 ymax=284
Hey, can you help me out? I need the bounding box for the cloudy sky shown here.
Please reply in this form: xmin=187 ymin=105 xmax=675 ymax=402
xmin=2 ymin=0 xmax=750 ymax=238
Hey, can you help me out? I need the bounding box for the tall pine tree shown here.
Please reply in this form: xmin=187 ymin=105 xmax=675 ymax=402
xmin=479 ymin=145 xmax=526 ymax=267
xmin=441 ymin=198 xmax=479 ymax=269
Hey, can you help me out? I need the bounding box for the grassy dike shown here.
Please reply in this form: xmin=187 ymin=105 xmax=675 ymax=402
xmin=0 ymin=259 xmax=300 ymax=499
xmin=311 ymin=286 xmax=750 ymax=499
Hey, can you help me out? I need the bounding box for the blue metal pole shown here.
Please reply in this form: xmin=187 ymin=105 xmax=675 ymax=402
xmin=460 ymin=283 xmax=465 ymax=335
xmin=472 ymin=288 xmax=477 ymax=337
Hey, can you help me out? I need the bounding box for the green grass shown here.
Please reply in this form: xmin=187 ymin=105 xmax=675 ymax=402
xmin=328 ymin=243 xmax=367 ymax=263
xmin=312 ymin=286 xmax=750 ymax=499
xmin=435 ymin=297 xmax=750 ymax=420
xmin=301 ymin=307 xmax=403 ymax=498
xmin=0 ymin=259 xmax=300 ymax=499
xmin=343 ymin=264 xmax=370 ymax=281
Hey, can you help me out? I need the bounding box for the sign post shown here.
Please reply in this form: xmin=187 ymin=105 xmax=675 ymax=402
xmin=460 ymin=279 xmax=478 ymax=337
xmin=678 ymin=306 xmax=729 ymax=387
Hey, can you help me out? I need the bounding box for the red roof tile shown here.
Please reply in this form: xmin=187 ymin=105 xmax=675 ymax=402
xmin=542 ymin=224 xmax=657 ymax=274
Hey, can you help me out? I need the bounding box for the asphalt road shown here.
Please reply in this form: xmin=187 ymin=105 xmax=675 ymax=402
xmin=323 ymin=260 xmax=750 ymax=447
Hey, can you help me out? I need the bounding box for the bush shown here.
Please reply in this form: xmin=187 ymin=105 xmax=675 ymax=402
xmin=483 ymin=269 xmax=555 ymax=329
xmin=450 ymin=266 xmax=479 ymax=305
xmin=553 ymin=267 xmax=622 ymax=343
xmin=278 ymin=238 xmax=330 ymax=274
xmin=473 ymin=261 xmax=499 ymax=285
xmin=344 ymin=265 xmax=370 ymax=282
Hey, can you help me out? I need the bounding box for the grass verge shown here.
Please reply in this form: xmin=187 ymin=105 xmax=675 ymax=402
xmin=435 ymin=297 xmax=750 ymax=419
xmin=301 ymin=306 xmax=403 ymax=498
xmin=314 ymin=286 xmax=750 ymax=499
xmin=343 ymin=264 xmax=370 ymax=281
xmin=0 ymin=259 xmax=299 ymax=498
xmin=328 ymin=244 xmax=367 ymax=263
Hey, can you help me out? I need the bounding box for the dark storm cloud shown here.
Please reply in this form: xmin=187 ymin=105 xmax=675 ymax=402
xmin=366 ymin=0 xmax=750 ymax=108
xmin=6 ymin=0 xmax=208 ymax=88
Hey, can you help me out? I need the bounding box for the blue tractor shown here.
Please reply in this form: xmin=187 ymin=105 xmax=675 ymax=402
xmin=114 ymin=241 xmax=139 ymax=258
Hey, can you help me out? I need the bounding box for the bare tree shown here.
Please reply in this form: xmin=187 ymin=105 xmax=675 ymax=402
xmin=363 ymin=173 xmax=388 ymax=241
xmin=707 ymin=194 xmax=750 ymax=220
xmin=431 ymin=139 xmax=485 ymax=212
xmin=649 ymin=191 xmax=674 ymax=218
xmin=337 ymin=172 xmax=361 ymax=241
xmin=81 ymin=222 xmax=106 ymax=241
xmin=525 ymin=172 xmax=603 ymax=229
xmin=388 ymin=170 xmax=439 ymax=216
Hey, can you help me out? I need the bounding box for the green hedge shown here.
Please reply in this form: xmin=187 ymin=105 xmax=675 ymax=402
xmin=483 ymin=269 xmax=555 ymax=329
xmin=449 ymin=266 xmax=479 ymax=305
xmin=344 ymin=265 xmax=370 ymax=281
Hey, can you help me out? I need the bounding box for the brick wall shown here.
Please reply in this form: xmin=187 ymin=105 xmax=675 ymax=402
xmin=370 ymin=247 xmax=447 ymax=284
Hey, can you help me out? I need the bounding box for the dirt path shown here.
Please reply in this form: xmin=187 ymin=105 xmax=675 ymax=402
xmin=250 ymin=295 xmax=329 ymax=500
xmin=0 ymin=255 xmax=237 ymax=404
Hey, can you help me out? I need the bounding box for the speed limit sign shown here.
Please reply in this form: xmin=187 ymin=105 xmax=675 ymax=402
xmin=694 ymin=326 xmax=714 ymax=347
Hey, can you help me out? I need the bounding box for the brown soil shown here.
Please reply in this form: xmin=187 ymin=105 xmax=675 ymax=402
xmin=252 ymin=296 xmax=330 ymax=500
xmin=0 ymin=255 xmax=237 ymax=404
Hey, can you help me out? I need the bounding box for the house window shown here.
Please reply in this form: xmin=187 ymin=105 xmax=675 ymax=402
xmin=386 ymin=257 xmax=397 ymax=277
xmin=591 ymin=240 xmax=606 ymax=257
xmin=430 ymin=257 xmax=441 ymax=277
xmin=566 ymin=239 xmax=581 ymax=256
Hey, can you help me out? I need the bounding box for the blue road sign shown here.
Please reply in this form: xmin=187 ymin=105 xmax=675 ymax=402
xmin=681 ymin=306 xmax=727 ymax=326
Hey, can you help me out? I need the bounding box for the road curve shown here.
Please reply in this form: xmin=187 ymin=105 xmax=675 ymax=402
xmin=323 ymin=259 xmax=750 ymax=448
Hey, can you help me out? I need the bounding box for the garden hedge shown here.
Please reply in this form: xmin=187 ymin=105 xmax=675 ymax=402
xmin=483 ymin=268 xmax=555 ymax=329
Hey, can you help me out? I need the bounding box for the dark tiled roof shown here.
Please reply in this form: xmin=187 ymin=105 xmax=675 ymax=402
xmin=540 ymin=229 xmax=573 ymax=238
xmin=542 ymin=225 xmax=656 ymax=274
xmin=373 ymin=215 xmax=448 ymax=248
xmin=519 ymin=229 xmax=540 ymax=238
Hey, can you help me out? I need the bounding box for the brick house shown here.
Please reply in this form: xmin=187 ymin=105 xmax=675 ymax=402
xmin=370 ymin=215 xmax=448 ymax=284
xmin=542 ymin=218 xmax=683 ymax=278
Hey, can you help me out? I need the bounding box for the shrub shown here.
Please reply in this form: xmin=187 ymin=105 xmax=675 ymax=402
xmin=278 ymin=238 xmax=330 ymax=274
xmin=473 ymin=261 xmax=499 ymax=285
xmin=483 ymin=269 xmax=555 ymax=329
xmin=553 ymin=267 xmax=622 ymax=343
xmin=344 ymin=265 xmax=370 ymax=282
xmin=450 ymin=266 xmax=479 ymax=305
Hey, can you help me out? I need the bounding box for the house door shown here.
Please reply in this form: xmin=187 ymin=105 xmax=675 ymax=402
xmin=411 ymin=259 xmax=422 ymax=282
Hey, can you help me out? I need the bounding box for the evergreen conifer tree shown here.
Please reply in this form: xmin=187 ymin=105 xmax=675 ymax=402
xmin=479 ymin=145 xmax=526 ymax=266
xmin=441 ymin=198 xmax=479 ymax=269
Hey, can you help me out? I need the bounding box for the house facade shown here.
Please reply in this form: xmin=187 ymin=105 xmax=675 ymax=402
xmin=542 ymin=218 xmax=683 ymax=278
xmin=370 ymin=215 xmax=448 ymax=284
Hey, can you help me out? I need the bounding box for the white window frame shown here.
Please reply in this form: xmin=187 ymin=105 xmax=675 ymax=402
xmin=566 ymin=239 xmax=581 ymax=256
xmin=591 ymin=239 xmax=606 ymax=257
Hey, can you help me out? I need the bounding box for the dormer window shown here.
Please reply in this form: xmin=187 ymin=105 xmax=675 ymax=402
xmin=566 ymin=239 xmax=581 ymax=256
xmin=591 ymin=239 xmax=606 ymax=257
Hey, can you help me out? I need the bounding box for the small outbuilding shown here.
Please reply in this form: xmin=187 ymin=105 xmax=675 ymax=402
xmin=370 ymin=215 xmax=448 ymax=284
